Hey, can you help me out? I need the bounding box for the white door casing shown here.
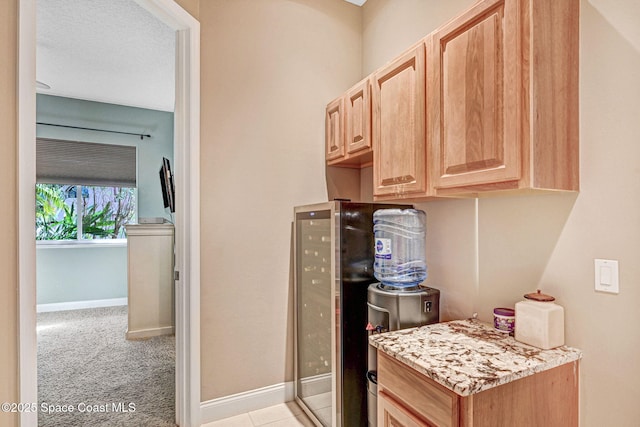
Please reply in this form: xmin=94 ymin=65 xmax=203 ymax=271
xmin=17 ymin=1 xmax=201 ymax=426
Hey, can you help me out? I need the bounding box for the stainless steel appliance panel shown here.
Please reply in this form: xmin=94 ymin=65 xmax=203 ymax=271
xmin=366 ymin=285 xmax=440 ymax=427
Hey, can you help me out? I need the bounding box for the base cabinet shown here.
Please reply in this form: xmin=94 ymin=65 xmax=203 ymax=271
xmin=377 ymin=351 xmax=579 ymax=427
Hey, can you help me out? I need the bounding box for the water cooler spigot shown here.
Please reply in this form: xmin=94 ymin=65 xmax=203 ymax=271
xmin=366 ymin=322 xmax=385 ymax=334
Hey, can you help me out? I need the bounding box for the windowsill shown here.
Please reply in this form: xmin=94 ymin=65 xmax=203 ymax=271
xmin=36 ymin=239 xmax=128 ymax=249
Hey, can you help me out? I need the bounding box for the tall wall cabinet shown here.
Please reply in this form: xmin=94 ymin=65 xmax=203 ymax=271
xmin=326 ymin=0 xmax=579 ymax=200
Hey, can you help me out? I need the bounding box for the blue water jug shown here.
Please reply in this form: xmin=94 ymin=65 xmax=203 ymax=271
xmin=373 ymin=209 xmax=427 ymax=287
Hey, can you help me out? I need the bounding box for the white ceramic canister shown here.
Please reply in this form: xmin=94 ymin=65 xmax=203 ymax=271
xmin=515 ymin=290 xmax=564 ymax=349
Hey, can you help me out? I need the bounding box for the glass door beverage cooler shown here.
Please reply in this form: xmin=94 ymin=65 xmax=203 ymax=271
xmin=293 ymin=201 xmax=409 ymax=427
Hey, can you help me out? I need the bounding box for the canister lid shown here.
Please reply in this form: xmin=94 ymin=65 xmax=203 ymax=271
xmin=524 ymin=289 xmax=555 ymax=302
xmin=493 ymin=307 xmax=515 ymax=316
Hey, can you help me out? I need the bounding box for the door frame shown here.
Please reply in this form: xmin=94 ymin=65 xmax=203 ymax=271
xmin=17 ymin=1 xmax=201 ymax=426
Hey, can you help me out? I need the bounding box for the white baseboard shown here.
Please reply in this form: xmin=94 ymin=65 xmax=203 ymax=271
xmin=36 ymin=297 xmax=128 ymax=313
xmin=200 ymin=381 xmax=294 ymax=423
xmin=299 ymin=373 xmax=331 ymax=396
xmin=125 ymin=326 xmax=175 ymax=340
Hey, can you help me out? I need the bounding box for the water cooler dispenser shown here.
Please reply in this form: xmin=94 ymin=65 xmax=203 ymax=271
xmin=366 ymin=209 xmax=440 ymax=427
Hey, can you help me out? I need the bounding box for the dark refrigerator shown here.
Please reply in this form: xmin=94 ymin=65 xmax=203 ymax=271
xmin=293 ymin=201 xmax=410 ymax=426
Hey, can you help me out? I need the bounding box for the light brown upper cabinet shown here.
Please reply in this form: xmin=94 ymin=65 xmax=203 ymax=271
xmin=345 ymin=78 xmax=372 ymax=159
xmin=325 ymin=96 xmax=345 ymax=163
xmin=326 ymin=78 xmax=373 ymax=168
xmin=428 ymin=0 xmax=579 ymax=196
xmin=325 ymin=0 xmax=578 ymax=199
xmin=372 ymin=42 xmax=429 ymax=200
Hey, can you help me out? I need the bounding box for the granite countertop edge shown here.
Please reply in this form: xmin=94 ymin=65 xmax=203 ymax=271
xmin=369 ymin=319 xmax=583 ymax=397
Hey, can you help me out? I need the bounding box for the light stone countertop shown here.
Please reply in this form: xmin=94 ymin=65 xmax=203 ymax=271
xmin=369 ymin=319 xmax=582 ymax=397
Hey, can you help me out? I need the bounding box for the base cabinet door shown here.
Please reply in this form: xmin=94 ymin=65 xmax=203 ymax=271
xmin=378 ymin=391 xmax=430 ymax=427
xmin=378 ymin=352 xmax=458 ymax=427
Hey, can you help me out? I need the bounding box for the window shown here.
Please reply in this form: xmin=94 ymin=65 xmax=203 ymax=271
xmin=36 ymin=184 xmax=136 ymax=240
xmin=35 ymin=138 xmax=138 ymax=242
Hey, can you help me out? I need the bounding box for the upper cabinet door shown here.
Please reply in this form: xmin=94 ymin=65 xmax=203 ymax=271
xmin=429 ymin=0 xmax=520 ymax=190
xmin=345 ymin=77 xmax=372 ymax=156
xmin=325 ymin=96 xmax=345 ymax=162
xmin=372 ymin=42 xmax=428 ymax=199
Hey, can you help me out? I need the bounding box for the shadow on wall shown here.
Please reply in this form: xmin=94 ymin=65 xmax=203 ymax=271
xmin=415 ymin=192 xmax=578 ymax=323
xmin=418 ymin=197 xmax=477 ymax=322
xmin=326 ymin=166 xmax=362 ymax=202
xmin=476 ymin=192 xmax=579 ymax=320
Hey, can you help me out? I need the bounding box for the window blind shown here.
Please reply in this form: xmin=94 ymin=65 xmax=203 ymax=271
xmin=36 ymin=138 xmax=137 ymax=187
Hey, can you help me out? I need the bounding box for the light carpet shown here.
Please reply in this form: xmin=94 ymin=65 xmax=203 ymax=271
xmin=37 ymin=306 xmax=175 ymax=426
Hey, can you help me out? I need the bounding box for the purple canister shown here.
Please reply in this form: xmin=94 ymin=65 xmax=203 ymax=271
xmin=493 ymin=307 xmax=515 ymax=333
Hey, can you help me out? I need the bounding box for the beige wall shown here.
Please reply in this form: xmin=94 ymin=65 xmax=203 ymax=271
xmin=361 ymin=0 xmax=640 ymax=425
xmin=0 ymin=0 xmax=18 ymax=425
xmin=199 ymin=0 xmax=361 ymax=400
xmin=362 ymin=0 xmax=475 ymax=75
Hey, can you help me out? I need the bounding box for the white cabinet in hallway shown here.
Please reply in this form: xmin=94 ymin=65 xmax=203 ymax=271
xmin=125 ymin=223 xmax=175 ymax=340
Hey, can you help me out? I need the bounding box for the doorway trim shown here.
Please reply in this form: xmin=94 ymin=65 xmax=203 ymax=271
xmin=17 ymin=1 xmax=201 ymax=426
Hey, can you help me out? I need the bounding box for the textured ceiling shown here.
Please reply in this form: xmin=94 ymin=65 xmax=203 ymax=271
xmin=37 ymin=0 xmax=175 ymax=112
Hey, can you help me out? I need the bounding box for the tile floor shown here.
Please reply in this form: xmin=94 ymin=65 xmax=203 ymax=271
xmin=202 ymin=401 xmax=316 ymax=427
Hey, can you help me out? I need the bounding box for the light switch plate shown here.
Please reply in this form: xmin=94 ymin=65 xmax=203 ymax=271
xmin=594 ymin=259 xmax=619 ymax=294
